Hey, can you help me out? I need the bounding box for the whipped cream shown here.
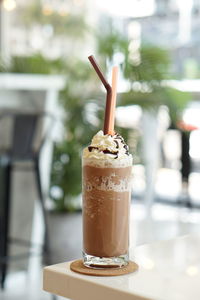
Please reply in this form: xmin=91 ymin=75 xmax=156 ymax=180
xmin=83 ymin=131 xmax=132 ymax=163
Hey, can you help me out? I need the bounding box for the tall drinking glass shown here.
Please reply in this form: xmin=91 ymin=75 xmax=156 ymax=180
xmin=82 ymin=154 xmax=132 ymax=268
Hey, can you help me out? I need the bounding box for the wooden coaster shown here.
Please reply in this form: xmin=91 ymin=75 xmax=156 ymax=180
xmin=70 ymin=259 xmax=138 ymax=277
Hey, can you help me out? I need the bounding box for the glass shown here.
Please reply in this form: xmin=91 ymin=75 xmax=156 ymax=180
xmin=82 ymin=155 xmax=132 ymax=268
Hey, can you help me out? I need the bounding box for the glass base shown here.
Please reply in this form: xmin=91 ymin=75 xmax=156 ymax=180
xmin=83 ymin=252 xmax=129 ymax=269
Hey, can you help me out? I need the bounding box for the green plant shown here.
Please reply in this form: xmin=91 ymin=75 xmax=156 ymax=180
xmin=2 ymin=53 xmax=66 ymax=74
xmin=50 ymin=140 xmax=82 ymax=212
xmin=124 ymin=45 xmax=171 ymax=83
xmin=0 ymin=54 xmax=65 ymax=74
xmin=97 ymin=26 xmax=190 ymax=125
xmin=17 ymin=0 xmax=88 ymax=38
xmin=50 ymin=60 xmax=101 ymax=211
xmin=0 ymin=20 xmax=191 ymax=212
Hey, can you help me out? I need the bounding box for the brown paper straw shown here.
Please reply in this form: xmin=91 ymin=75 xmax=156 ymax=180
xmin=88 ymin=55 xmax=112 ymax=135
xmin=108 ymin=66 xmax=118 ymax=135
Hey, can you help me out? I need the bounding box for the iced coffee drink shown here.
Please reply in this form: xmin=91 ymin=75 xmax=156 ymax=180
xmin=82 ymin=130 xmax=132 ymax=268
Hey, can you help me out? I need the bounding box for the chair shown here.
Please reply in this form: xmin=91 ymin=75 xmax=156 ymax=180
xmin=180 ymin=130 xmax=191 ymax=207
xmin=0 ymin=111 xmax=54 ymax=288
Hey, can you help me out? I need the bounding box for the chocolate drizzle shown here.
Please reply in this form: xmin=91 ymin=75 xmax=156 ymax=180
xmin=103 ymin=149 xmax=118 ymax=155
xmin=88 ymin=146 xmax=98 ymax=152
xmin=114 ymin=133 xmax=129 ymax=155
xmin=114 ymin=140 xmax=119 ymax=148
xmin=87 ymin=132 xmax=130 ymax=157
xmin=103 ymin=149 xmax=119 ymax=159
xmin=123 ymin=144 xmax=129 ymax=155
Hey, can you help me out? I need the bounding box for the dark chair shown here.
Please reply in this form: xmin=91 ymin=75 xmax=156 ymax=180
xmin=0 ymin=111 xmax=54 ymax=289
xmin=180 ymin=130 xmax=191 ymax=207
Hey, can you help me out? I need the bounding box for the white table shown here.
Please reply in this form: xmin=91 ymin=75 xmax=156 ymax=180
xmin=43 ymin=235 xmax=200 ymax=300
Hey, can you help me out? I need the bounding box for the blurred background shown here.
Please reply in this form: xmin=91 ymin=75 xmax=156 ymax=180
xmin=0 ymin=0 xmax=200 ymax=299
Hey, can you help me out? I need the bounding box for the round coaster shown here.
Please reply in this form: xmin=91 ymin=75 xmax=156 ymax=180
xmin=70 ymin=259 xmax=138 ymax=277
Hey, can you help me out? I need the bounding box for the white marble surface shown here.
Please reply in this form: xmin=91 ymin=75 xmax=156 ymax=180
xmin=1 ymin=202 xmax=200 ymax=300
xmin=43 ymin=235 xmax=200 ymax=300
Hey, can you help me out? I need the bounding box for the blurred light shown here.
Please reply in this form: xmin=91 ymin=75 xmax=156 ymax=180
xmin=167 ymin=80 xmax=200 ymax=93
xmin=112 ymin=52 xmax=124 ymax=65
xmin=116 ymin=105 xmax=142 ymax=128
xmin=155 ymin=169 xmax=181 ymax=203
xmin=188 ymin=173 xmax=200 ymax=202
xmin=54 ymin=161 xmax=63 ymax=171
xmin=42 ymin=4 xmax=53 ymax=16
xmin=59 ymin=11 xmax=69 ymax=17
xmin=183 ymin=107 xmax=200 ymax=129
xmin=186 ymin=266 xmax=199 ymax=276
xmin=163 ymin=131 xmax=181 ymax=160
xmin=60 ymin=154 xmax=69 ymax=164
xmin=42 ymin=1 xmax=70 ymax=16
xmin=177 ymin=0 xmax=193 ymax=44
xmin=128 ymin=40 xmax=141 ymax=52
xmin=56 ymin=1 xmax=70 ymax=16
xmin=3 ymin=0 xmax=16 ymax=11
xmin=128 ymin=41 xmax=141 ymax=66
xmin=176 ymin=0 xmax=193 ymax=11
xmin=42 ymin=24 xmax=54 ymax=38
xmin=189 ymin=130 xmax=200 ymax=159
xmin=141 ymin=258 xmax=155 ymax=270
xmin=128 ymin=22 xmax=141 ymax=66
xmin=50 ymin=186 xmax=64 ymax=200
xmin=30 ymin=35 xmax=44 ymax=50
xmin=132 ymin=81 xmax=142 ymax=92
xmin=128 ymin=21 xmax=141 ymax=40
xmin=85 ymin=103 xmax=100 ymax=127
xmin=73 ymin=0 xmax=84 ymax=6
xmin=58 ymin=8 xmax=69 ymax=17
xmin=97 ymin=0 xmax=155 ymax=18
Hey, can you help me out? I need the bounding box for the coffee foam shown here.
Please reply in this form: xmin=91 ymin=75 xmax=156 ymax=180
xmin=83 ymin=156 xmax=132 ymax=168
xmin=83 ymin=174 xmax=131 ymax=192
